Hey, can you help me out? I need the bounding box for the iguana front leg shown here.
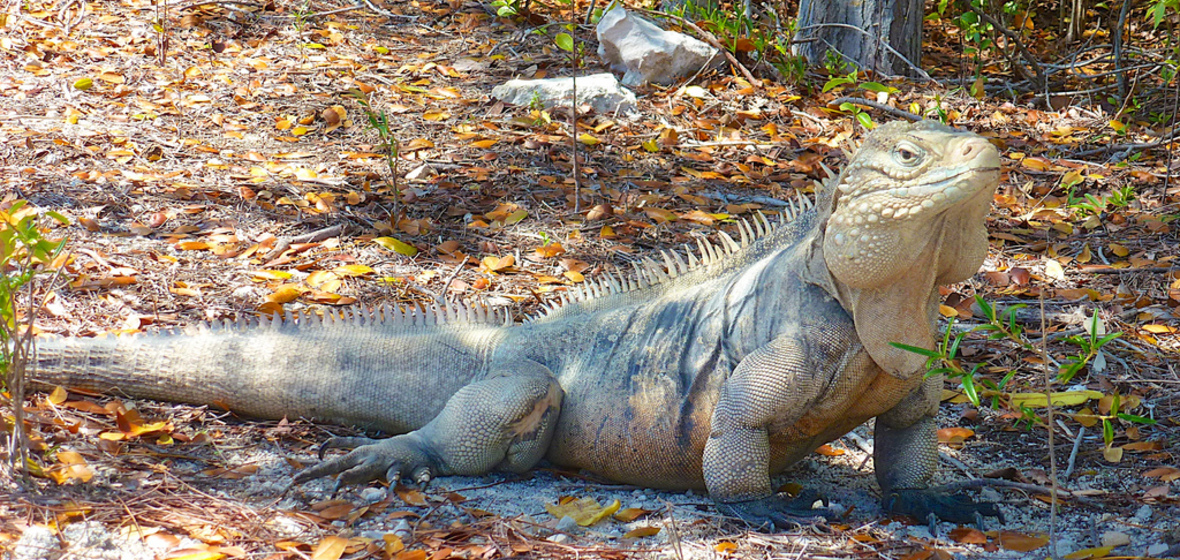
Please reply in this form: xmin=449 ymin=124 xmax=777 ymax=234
xmin=875 ymin=375 xmax=1001 ymax=524
xmin=294 ymin=359 xmax=562 ymax=488
xmin=702 ymin=329 xmax=853 ymax=527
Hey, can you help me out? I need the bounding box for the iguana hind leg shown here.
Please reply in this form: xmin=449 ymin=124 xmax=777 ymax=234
xmin=294 ymin=363 xmax=562 ymax=488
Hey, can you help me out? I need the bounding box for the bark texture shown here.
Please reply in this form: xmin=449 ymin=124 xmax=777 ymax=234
xmin=794 ymin=0 xmax=924 ymax=77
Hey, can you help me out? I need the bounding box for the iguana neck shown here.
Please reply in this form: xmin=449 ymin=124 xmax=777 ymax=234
xmin=794 ymin=224 xmax=939 ymax=378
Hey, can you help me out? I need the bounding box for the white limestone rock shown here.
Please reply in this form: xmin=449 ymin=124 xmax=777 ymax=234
xmin=491 ymin=73 xmax=637 ymax=115
xmin=595 ymin=5 xmax=723 ymax=86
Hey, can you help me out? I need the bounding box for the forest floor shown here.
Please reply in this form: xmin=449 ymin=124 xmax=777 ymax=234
xmin=1 ymin=0 xmax=1178 ymax=558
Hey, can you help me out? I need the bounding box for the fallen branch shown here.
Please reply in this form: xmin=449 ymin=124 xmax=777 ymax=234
xmin=933 ymin=478 xmax=1100 ymax=507
xmin=1072 ymin=128 xmax=1180 ymax=158
xmin=262 ymin=224 xmax=346 ymax=262
xmin=829 ymin=97 xmax=922 ymax=122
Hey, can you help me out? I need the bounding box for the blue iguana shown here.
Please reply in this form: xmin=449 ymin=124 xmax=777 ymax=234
xmin=34 ymin=120 xmax=1002 ymax=526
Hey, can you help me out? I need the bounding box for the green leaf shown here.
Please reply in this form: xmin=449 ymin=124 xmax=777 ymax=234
xmin=555 ymin=33 xmax=574 ymax=52
xmin=855 ymin=112 xmax=874 ymax=129
xmin=858 ymin=81 xmax=898 ymax=94
xmin=821 ymin=76 xmax=855 ymax=93
xmin=962 ymin=375 xmax=980 ymax=407
xmin=1116 ymin=413 xmax=1157 ymax=424
xmin=888 ymin=342 xmax=941 ymax=358
xmin=373 ymin=236 xmax=419 ymax=257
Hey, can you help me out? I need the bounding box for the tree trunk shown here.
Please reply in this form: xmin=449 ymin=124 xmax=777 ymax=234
xmin=794 ymin=0 xmax=924 ymax=78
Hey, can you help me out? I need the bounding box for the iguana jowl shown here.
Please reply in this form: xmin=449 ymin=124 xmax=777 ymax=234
xmin=34 ymin=120 xmax=1001 ymax=525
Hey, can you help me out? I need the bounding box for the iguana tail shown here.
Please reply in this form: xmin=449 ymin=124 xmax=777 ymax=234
xmin=33 ymin=307 xmax=505 ymax=433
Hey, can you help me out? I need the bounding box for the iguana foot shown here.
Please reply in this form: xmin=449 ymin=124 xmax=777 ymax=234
xmin=883 ymin=488 xmax=1003 ymax=525
xmin=717 ymin=490 xmax=838 ymax=530
xmin=293 ymin=434 xmax=438 ymax=490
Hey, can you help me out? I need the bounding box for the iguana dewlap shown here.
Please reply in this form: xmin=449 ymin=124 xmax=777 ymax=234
xmin=34 ymin=120 xmax=1002 ymax=526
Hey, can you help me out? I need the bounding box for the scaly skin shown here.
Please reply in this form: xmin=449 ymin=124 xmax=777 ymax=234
xmin=34 ymin=120 xmax=1001 ymax=527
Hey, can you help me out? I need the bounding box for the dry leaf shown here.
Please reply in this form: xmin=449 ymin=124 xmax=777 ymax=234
xmin=535 ymin=243 xmax=565 ymax=258
xmin=623 ymin=526 xmax=660 ymax=538
xmin=481 ymin=255 xmax=515 ymax=273
xmin=543 ymin=497 xmax=620 ymax=526
xmin=1063 ymin=545 xmax=1114 ymax=559
xmin=333 ymin=264 xmax=373 ymax=277
xmin=993 ymin=531 xmax=1049 ymax=552
xmin=948 ymin=527 xmax=987 ymax=544
xmin=310 ymin=536 xmax=348 ymax=560
xmin=613 ymin=507 xmax=653 ymax=522
xmin=714 ymin=541 xmax=738 ymax=554
xmin=1008 ymin=391 xmax=1102 ymax=408
xmin=395 ymin=485 xmax=428 ymax=506
xmin=1143 ymin=467 xmax=1180 ymax=481
xmin=1043 ymin=258 xmax=1066 ymax=282
xmin=937 ymin=427 xmax=975 ymax=448
xmin=374 ymin=237 xmax=419 ymax=257
xmin=169 ymin=552 xmax=225 ymax=560
xmin=48 ymin=386 xmax=68 ymax=405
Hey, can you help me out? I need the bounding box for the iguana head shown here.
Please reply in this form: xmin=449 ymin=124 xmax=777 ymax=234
xmin=822 ymin=120 xmax=1000 ymax=290
xmin=813 ymin=120 xmax=1000 ymax=377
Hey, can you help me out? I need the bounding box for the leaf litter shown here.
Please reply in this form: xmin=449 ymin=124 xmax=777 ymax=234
xmin=1 ymin=0 xmax=1178 ymax=557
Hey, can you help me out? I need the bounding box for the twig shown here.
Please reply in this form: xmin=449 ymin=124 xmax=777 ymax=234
xmin=1063 ymin=426 xmax=1085 ymax=480
xmin=932 ymin=479 xmax=1099 ymax=507
xmin=437 ymin=256 xmax=470 ymax=305
xmin=828 ymin=97 xmax=923 ymax=122
xmin=1081 ymin=266 xmax=1178 ymax=274
xmin=1040 ymin=247 xmax=1062 ymax=560
xmin=664 ymin=500 xmax=685 ymax=560
xmin=571 ymin=73 xmax=581 ymax=214
xmin=697 ymin=191 xmax=796 ymax=208
xmin=168 ymin=0 xmax=260 ymax=8
xmin=1112 ymin=0 xmax=1132 ymax=103
xmin=262 ymin=224 xmax=346 ymax=261
xmin=961 ymin=1 xmax=1047 ymax=91
xmin=938 ymin=451 xmax=977 ymax=479
xmin=1072 ymin=128 xmax=1180 ymax=157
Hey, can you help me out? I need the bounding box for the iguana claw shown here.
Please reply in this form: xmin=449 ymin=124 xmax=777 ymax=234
xmin=293 ymin=434 xmax=438 ymax=490
xmin=717 ymin=491 xmax=839 ymax=530
xmin=883 ymin=488 xmax=1003 ymax=525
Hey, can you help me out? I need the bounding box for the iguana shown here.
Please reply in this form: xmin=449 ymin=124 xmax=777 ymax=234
xmin=33 ymin=120 xmax=1002 ymax=526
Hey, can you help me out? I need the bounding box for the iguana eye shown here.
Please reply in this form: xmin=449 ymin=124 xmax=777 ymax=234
xmin=894 ymin=143 xmax=923 ymax=166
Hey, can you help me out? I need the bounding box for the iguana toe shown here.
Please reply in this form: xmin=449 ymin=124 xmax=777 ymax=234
xmin=294 ymin=435 xmax=438 ymax=490
xmin=717 ymin=492 xmax=838 ymax=530
xmin=883 ymin=488 xmax=1003 ymax=525
xmin=317 ymin=436 xmax=380 ymax=460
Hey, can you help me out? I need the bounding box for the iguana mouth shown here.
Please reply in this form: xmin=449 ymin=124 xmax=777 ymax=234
xmin=877 ymin=166 xmax=998 ymax=201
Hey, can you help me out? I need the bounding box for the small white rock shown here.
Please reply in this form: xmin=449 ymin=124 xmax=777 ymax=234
xmin=907 ymin=526 xmax=934 ymax=540
xmin=1146 ymin=543 xmax=1169 ymax=556
xmin=13 ymin=526 xmax=62 ymax=560
xmin=392 ymin=519 xmax=413 ymax=541
xmin=360 ymin=487 xmax=386 ymax=504
xmin=1101 ymin=531 xmax=1131 ymax=548
xmin=555 ymin=515 xmax=581 ymax=534
xmin=1133 ymin=504 xmax=1152 ymax=523
xmin=980 ymin=487 xmax=1003 ymax=502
